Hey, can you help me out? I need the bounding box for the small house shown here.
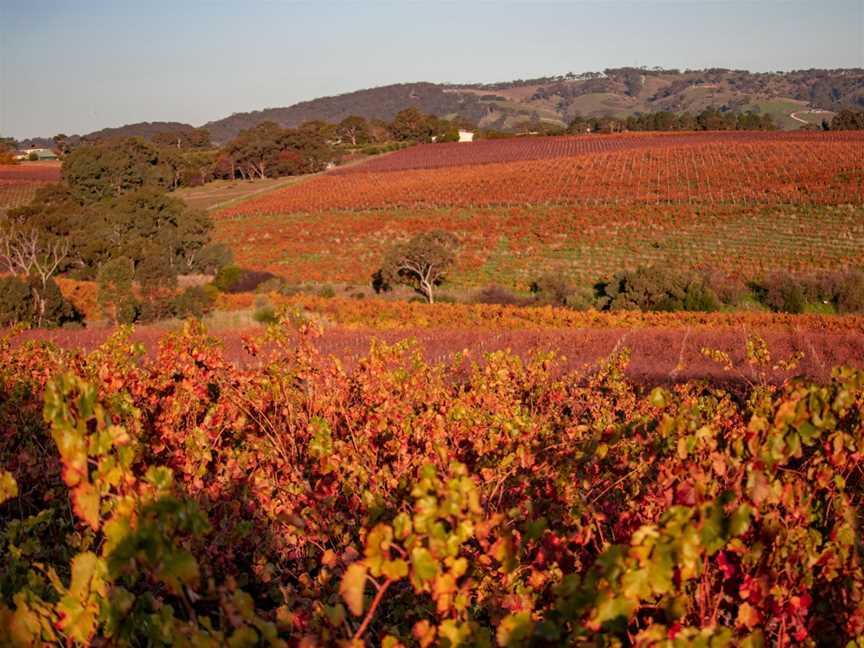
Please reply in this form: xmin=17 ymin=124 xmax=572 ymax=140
xmin=458 ymin=129 xmax=474 ymax=143
xmin=14 ymin=148 xmax=59 ymax=161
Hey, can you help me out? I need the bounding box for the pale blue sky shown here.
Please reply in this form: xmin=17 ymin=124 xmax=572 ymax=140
xmin=1 ymin=1 xmax=862 ymax=138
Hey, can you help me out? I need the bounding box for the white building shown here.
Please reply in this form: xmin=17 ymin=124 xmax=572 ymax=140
xmin=458 ymin=129 xmax=474 ymax=143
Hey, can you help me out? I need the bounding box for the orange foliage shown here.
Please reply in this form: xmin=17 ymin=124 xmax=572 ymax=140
xmin=55 ymin=278 xmax=100 ymax=320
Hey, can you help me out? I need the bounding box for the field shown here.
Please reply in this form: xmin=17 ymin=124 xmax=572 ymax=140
xmin=0 ymin=162 xmax=62 ymax=215
xmin=5 ymin=130 xmax=864 ymax=646
xmin=213 ymin=131 xmax=864 ymax=287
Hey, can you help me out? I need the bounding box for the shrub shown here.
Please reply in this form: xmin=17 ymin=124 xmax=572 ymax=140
xmin=531 ymin=273 xmax=576 ymax=307
xmin=255 ymin=277 xmax=285 ymax=294
xmin=836 ymin=271 xmax=864 ymax=313
xmin=212 ymin=265 xmax=278 ymax=293
xmin=472 ymin=285 xmax=531 ymax=307
xmin=211 ymin=264 xmax=244 ymax=292
xmin=172 ymin=286 xmax=215 ymax=319
xmin=760 ymin=273 xmax=807 ymax=314
xmin=252 ymin=295 xmax=278 ymax=324
xmin=37 ymin=277 xmax=84 ymax=328
xmin=0 ymin=276 xmax=33 ymax=325
xmin=136 ymin=256 xmax=179 ymax=322
xmin=697 ymin=266 xmax=747 ymax=305
xmin=683 ymin=281 xmax=722 ymax=312
xmin=192 ymin=243 xmax=233 ymax=275
xmin=317 ymin=285 xmax=335 ymax=299
xmin=97 ymin=257 xmax=137 ymax=324
xmin=0 ymin=276 xmax=82 ymax=328
xmin=597 ymin=266 xmax=720 ymax=312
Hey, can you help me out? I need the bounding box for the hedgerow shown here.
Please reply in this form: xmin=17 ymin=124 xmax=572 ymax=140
xmin=2 ymin=322 xmax=864 ymax=645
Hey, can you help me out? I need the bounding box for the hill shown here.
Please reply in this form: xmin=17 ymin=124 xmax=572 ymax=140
xmin=81 ymin=120 xmax=197 ymax=142
xmin=204 ymin=68 xmax=864 ymax=141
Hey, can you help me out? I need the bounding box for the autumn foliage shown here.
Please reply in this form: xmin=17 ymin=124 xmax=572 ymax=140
xmin=3 ymin=320 xmax=864 ymax=645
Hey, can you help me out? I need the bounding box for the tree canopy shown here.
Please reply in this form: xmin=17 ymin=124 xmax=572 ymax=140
xmin=377 ymin=231 xmax=459 ymax=304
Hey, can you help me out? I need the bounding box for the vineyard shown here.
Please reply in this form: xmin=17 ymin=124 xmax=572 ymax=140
xmin=0 ymin=163 xmax=62 ymax=215
xmin=213 ymin=132 xmax=864 ymax=287
xmin=221 ymin=141 xmax=864 ymax=215
xmin=217 ymin=203 xmax=864 ymax=286
xmin=3 ymin=321 xmax=864 ymax=645
xmin=332 ymin=131 xmax=864 ymax=175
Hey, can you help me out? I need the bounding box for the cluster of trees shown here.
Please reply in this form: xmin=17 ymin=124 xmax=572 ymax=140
xmin=33 ymin=108 xmax=464 ymax=188
xmin=473 ymin=266 xmax=864 ymax=315
xmin=568 ymin=108 xmax=776 ymax=134
xmin=1 ymin=138 xmax=232 ymax=327
xmin=828 ymin=109 xmax=864 ymax=130
xmin=0 ymin=137 xmax=16 ymax=164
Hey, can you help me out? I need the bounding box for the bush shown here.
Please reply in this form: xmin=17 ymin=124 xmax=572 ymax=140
xmin=136 ymin=256 xmax=179 ymax=322
xmin=759 ymin=273 xmax=807 ymax=314
xmin=597 ymin=266 xmax=719 ymax=312
xmin=317 ymin=285 xmax=335 ymax=299
xmin=255 ymin=277 xmax=285 ymax=294
xmin=836 ymin=271 xmax=864 ymax=313
xmin=172 ymin=286 xmax=215 ymax=319
xmin=252 ymin=295 xmax=278 ymax=324
xmin=211 ymin=264 xmax=244 ymax=292
xmin=472 ymin=285 xmax=531 ymax=307
xmin=0 ymin=276 xmax=33 ymax=325
xmin=211 ymin=265 xmax=278 ymax=293
xmin=531 ymin=273 xmax=594 ymax=310
xmin=683 ymin=281 xmax=722 ymax=312
xmin=97 ymin=257 xmax=138 ymax=324
xmin=37 ymin=277 xmax=84 ymax=328
xmin=697 ymin=267 xmax=747 ymax=305
xmin=192 ymin=243 xmax=233 ymax=275
xmin=531 ymin=273 xmax=576 ymax=307
xmin=0 ymin=276 xmax=83 ymax=328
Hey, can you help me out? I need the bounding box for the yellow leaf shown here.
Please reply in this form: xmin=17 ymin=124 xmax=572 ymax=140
xmin=339 ymin=563 xmax=367 ymax=617
xmin=0 ymin=471 xmax=18 ymax=504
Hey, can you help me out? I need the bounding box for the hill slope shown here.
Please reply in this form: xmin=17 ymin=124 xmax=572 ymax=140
xmin=204 ymin=68 xmax=864 ymax=141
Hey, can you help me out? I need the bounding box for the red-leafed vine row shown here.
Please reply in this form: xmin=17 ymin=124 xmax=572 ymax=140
xmin=3 ymin=321 xmax=864 ymax=645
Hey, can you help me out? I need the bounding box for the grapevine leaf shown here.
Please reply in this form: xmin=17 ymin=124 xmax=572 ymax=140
xmin=340 ymin=562 xmax=367 ymax=617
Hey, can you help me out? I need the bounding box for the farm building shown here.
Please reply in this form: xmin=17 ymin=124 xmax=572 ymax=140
xmin=14 ymin=148 xmax=59 ymax=161
xmin=458 ymin=129 xmax=474 ymax=143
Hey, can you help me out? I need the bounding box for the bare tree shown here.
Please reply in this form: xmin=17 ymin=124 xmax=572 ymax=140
xmin=0 ymin=227 xmax=69 ymax=326
xmin=378 ymin=231 xmax=458 ymax=304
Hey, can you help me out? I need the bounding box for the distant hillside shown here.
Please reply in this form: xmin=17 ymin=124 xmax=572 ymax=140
xmin=204 ymin=68 xmax=864 ymax=141
xmin=18 ymin=121 xmax=198 ymax=150
xmin=204 ymin=83 xmax=489 ymax=142
xmin=82 ymin=121 xmax=196 ymax=142
xmin=21 ymin=68 xmax=864 ymax=144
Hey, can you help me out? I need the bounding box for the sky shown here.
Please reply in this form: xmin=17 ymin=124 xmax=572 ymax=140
xmin=1 ymin=0 xmax=862 ymax=139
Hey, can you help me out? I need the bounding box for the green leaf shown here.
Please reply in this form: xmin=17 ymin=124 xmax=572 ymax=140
xmin=411 ymin=547 xmax=438 ymax=584
xmin=496 ymin=611 xmax=534 ymax=646
xmin=160 ymin=550 xmax=200 ymax=592
xmin=308 ymin=417 xmax=333 ymax=459
xmin=340 ymin=563 xmax=367 ymax=617
xmin=382 ymin=559 xmax=409 ymax=580
xmin=144 ymin=466 xmax=174 ymax=493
